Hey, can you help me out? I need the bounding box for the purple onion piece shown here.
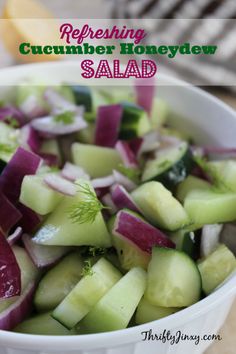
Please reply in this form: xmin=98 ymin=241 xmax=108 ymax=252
xmin=113 ymin=170 xmax=137 ymax=192
xmin=0 ymin=147 xmax=42 ymax=203
xmin=135 ymin=79 xmax=155 ymax=114
xmin=0 ymin=193 xmax=22 ymax=235
xmin=44 ymin=174 xmax=76 ymax=196
xmin=19 ymin=95 xmax=47 ymax=119
xmin=7 ymin=227 xmax=23 ymax=246
xmin=128 ymin=137 xmax=143 ymax=156
xmin=17 ymin=203 xmax=42 ymax=234
xmin=101 ymin=193 xmax=117 ymax=214
xmin=19 ymin=124 xmax=42 ymax=153
xmin=61 ymin=162 xmax=90 ymax=182
xmin=91 ymin=175 xmax=115 ymax=189
xmin=113 ymin=210 xmax=175 ymax=254
xmin=115 ymin=141 xmax=138 ymax=168
xmin=22 ymin=234 xmax=69 ymax=268
xmin=0 ymin=106 xmax=26 ymax=127
xmin=0 ymin=282 xmax=35 ymax=331
xmin=0 ymin=232 xmax=21 ymax=299
xmin=111 ymin=184 xmax=140 ymax=213
xmin=95 ymin=104 xmax=123 ymax=147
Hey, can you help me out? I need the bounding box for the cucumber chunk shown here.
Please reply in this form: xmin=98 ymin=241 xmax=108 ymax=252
xmin=176 ymin=175 xmax=211 ymax=203
xmin=81 ymin=267 xmax=147 ymax=332
xmin=52 ymin=258 xmax=122 ymax=329
xmin=150 ymin=98 xmax=169 ymax=130
xmin=184 ymin=189 xmax=236 ymax=225
xmin=132 ymin=181 xmax=189 ymax=231
xmin=32 ymin=180 xmax=111 ymax=247
xmin=40 ymin=139 xmax=61 ymax=164
xmin=145 ymin=247 xmax=201 ymax=307
xmin=72 ymin=143 xmax=122 ymax=178
xmin=135 ymin=298 xmax=179 ymax=324
xmin=142 ymin=142 xmax=193 ymax=189
xmin=34 ymin=252 xmax=84 ymax=312
xmin=20 ymin=175 xmax=63 ymax=215
xmin=207 ymin=160 xmax=236 ymax=192
xmin=0 ymin=121 xmax=19 ymax=169
xmin=170 ymin=230 xmax=197 ymax=258
xmin=15 ymin=313 xmax=73 ymax=335
xmin=119 ymin=102 xmax=151 ymax=140
xmin=198 ymin=244 xmax=236 ymax=295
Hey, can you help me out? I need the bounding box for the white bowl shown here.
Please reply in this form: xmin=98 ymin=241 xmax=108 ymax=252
xmin=0 ymin=61 xmax=236 ymax=354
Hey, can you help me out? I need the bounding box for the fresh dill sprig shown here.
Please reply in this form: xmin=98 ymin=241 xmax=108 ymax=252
xmin=68 ymin=182 xmax=109 ymax=224
xmin=0 ymin=143 xmax=16 ymax=154
xmin=81 ymin=260 xmax=94 ymax=277
xmin=88 ymin=246 xmax=106 ymax=257
xmin=53 ymin=111 xmax=75 ymax=125
xmin=117 ymin=164 xmax=140 ymax=183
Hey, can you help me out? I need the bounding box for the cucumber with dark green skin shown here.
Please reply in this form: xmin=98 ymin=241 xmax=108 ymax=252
xmin=142 ymin=142 xmax=194 ymax=190
xmin=70 ymin=85 xmax=92 ymax=112
xmin=119 ymin=101 xmax=151 ymax=140
xmin=170 ymin=230 xmax=197 ymax=258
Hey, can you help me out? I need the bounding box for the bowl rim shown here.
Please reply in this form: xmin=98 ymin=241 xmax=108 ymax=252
xmin=0 ymin=61 xmax=235 ymax=349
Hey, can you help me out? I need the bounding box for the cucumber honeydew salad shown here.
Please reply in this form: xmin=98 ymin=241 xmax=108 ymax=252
xmin=0 ymin=82 xmax=235 ymax=335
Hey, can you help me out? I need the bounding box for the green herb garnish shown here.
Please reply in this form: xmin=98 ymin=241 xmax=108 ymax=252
xmin=4 ymin=116 xmax=20 ymax=128
xmin=81 ymin=260 xmax=94 ymax=277
xmin=53 ymin=111 xmax=75 ymax=125
xmin=88 ymin=246 xmax=106 ymax=257
xmin=117 ymin=164 xmax=140 ymax=183
xmin=68 ymin=182 xmax=109 ymax=224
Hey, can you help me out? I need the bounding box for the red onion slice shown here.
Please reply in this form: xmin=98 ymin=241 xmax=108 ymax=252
xmin=95 ymin=104 xmax=122 ymax=147
xmin=0 ymin=147 xmax=42 ymax=203
xmin=61 ymin=162 xmax=90 ymax=182
xmin=8 ymin=227 xmax=23 ymax=246
xmin=138 ymin=131 xmax=160 ymax=156
xmin=19 ymin=124 xmax=42 ymax=153
xmin=31 ymin=114 xmax=87 ymax=136
xmin=44 ymin=88 xmax=78 ymax=113
xmin=91 ymin=175 xmax=115 ymax=189
xmin=111 ymin=184 xmax=140 ymax=213
xmin=135 ymin=78 xmax=155 ymax=114
xmin=115 ymin=141 xmax=138 ymax=168
xmin=0 ymin=281 xmax=35 ymax=331
xmin=17 ymin=203 xmax=42 ymax=234
xmin=101 ymin=193 xmax=117 ymax=214
xmin=0 ymin=106 xmax=26 ymax=127
xmin=0 ymin=232 xmax=21 ymax=299
xmin=44 ymin=174 xmax=76 ymax=196
xmin=19 ymin=95 xmax=47 ymax=119
xmin=0 ymin=193 xmax=22 ymax=235
xmin=113 ymin=210 xmax=175 ymax=254
xmin=113 ymin=170 xmax=137 ymax=192
xmin=128 ymin=137 xmax=143 ymax=156
xmin=200 ymin=224 xmax=223 ymax=258
xmin=22 ymin=234 xmax=69 ymax=268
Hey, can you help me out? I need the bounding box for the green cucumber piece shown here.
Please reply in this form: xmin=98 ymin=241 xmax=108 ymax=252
xmin=170 ymin=230 xmax=197 ymax=257
xmin=52 ymin=258 xmax=122 ymax=329
xmin=20 ymin=175 xmax=63 ymax=215
xmin=207 ymin=160 xmax=236 ymax=192
xmin=132 ymin=181 xmax=190 ymax=231
xmin=70 ymin=86 xmax=108 ymax=115
xmin=112 ymin=232 xmax=150 ymax=270
xmin=40 ymin=139 xmax=61 ymax=164
xmin=184 ymin=189 xmax=236 ymax=225
xmin=119 ymin=101 xmax=151 ymax=140
xmin=81 ymin=267 xmax=147 ymax=332
xmin=150 ymin=98 xmax=169 ymax=130
xmin=15 ymin=313 xmax=73 ymax=335
xmin=142 ymin=142 xmax=193 ymax=189
xmin=135 ymin=298 xmax=179 ymax=324
xmin=77 ymin=123 xmax=95 ymax=144
xmin=198 ymin=244 xmax=236 ymax=295
xmin=34 ymin=252 xmax=84 ymax=312
xmin=176 ymin=175 xmax=211 ymax=203
xmin=0 ymin=121 xmax=19 ymax=168
xmin=72 ymin=143 xmax=122 ymax=178
xmin=32 ymin=180 xmax=111 ymax=247
xmin=145 ymin=247 xmax=201 ymax=307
